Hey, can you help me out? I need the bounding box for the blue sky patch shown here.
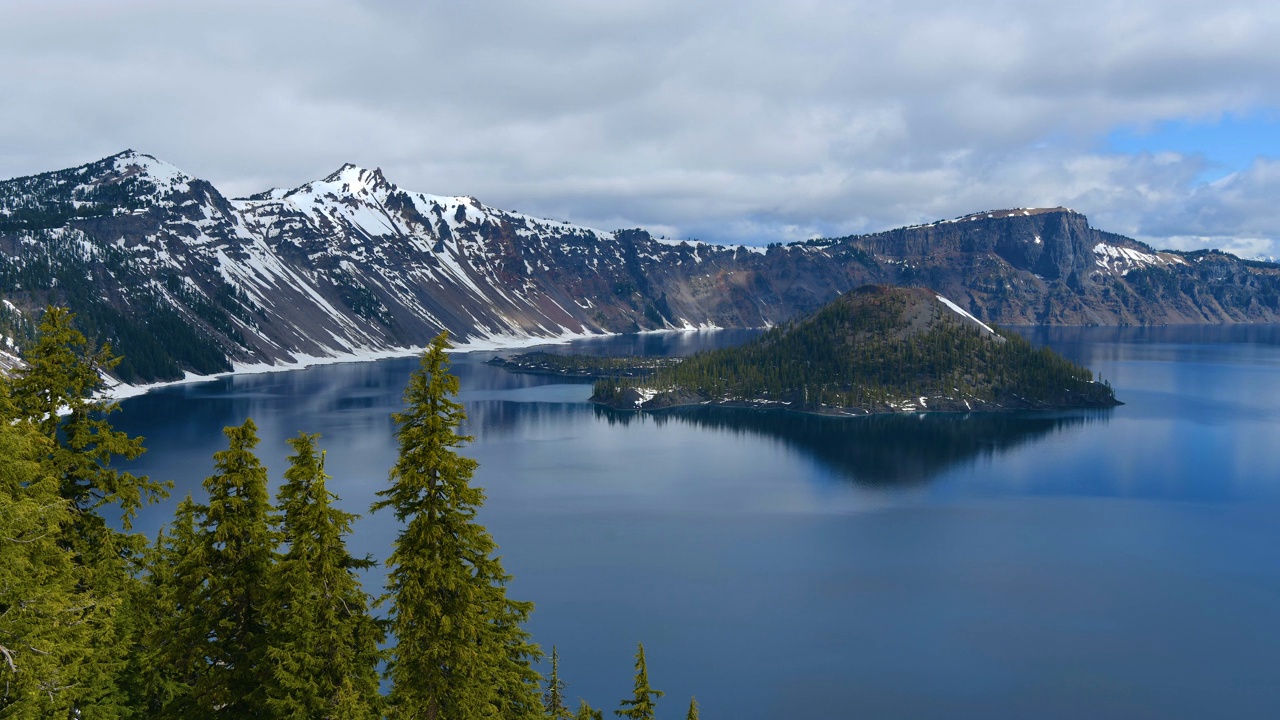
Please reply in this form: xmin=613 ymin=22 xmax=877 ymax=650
xmin=1106 ymin=110 xmax=1280 ymax=183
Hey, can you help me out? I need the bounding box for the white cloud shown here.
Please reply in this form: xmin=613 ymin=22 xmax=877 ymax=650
xmin=0 ymin=0 xmax=1278 ymax=255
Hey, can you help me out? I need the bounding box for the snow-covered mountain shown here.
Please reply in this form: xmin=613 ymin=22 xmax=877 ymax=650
xmin=1 ymin=151 xmax=1277 ymax=383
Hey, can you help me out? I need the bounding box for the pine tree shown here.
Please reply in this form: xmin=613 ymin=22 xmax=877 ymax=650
xmin=576 ymin=700 xmax=605 ymax=720
xmin=196 ymin=419 xmax=277 ymax=717
xmin=0 ymin=385 xmax=85 ymax=718
xmin=7 ymin=305 xmax=168 ymax=717
xmin=686 ymin=696 xmax=700 ymax=720
xmin=374 ymin=331 xmax=543 ymax=719
xmin=10 ymin=306 xmax=165 ymax=527
xmin=127 ymin=496 xmax=210 ymax=719
xmin=544 ymin=645 xmax=572 ymax=719
xmin=264 ymin=432 xmax=383 ymax=720
xmin=616 ymin=643 xmax=663 ymax=719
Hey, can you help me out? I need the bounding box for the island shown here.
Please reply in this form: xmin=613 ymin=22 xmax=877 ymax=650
xmin=589 ymin=285 xmax=1121 ymax=415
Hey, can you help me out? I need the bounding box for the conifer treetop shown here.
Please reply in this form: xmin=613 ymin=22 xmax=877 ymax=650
xmin=12 ymin=305 xmax=164 ymax=530
xmin=616 ymin=643 xmax=663 ymax=719
xmin=265 ymin=431 xmax=383 ymax=720
xmin=375 ymin=331 xmax=543 ymax=719
xmin=545 ymin=645 xmax=572 ymax=720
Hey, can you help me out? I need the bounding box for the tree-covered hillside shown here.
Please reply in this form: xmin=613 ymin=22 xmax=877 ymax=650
xmin=593 ymin=285 xmax=1118 ymax=414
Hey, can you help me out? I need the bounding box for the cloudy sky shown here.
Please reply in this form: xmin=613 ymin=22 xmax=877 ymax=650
xmin=2 ymin=0 xmax=1278 ymax=256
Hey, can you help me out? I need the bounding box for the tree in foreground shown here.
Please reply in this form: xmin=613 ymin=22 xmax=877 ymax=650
xmin=374 ymin=331 xmax=543 ymax=719
xmin=686 ymin=696 xmax=700 ymax=720
xmin=544 ymin=645 xmax=572 ymax=719
xmin=576 ymin=700 xmax=605 ymax=720
xmin=264 ymin=432 xmax=383 ymax=719
xmin=195 ymin=419 xmax=277 ymax=717
xmin=128 ymin=495 xmax=209 ymax=718
xmin=616 ymin=643 xmax=663 ymax=719
xmin=7 ymin=306 xmax=168 ymax=716
xmin=0 ymin=386 xmax=84 ymax=718
xmin=10 ymin=307 xmax=164 ymax=527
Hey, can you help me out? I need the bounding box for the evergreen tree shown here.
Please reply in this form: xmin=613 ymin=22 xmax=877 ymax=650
xmin=196 ymin=419 xmax=277 ymax=717
xmin=686 ymin=696 xmax=700 ymax=720
xmin=264 ymin=432 xmax=383 ymax=720
xmin=0 ymin=386 xmax=85 ymax=718
xmin=10 ymin=306 xmax=165 ymax=528
xmin=127 ymin=496 xmax=210 ymax=719
xmin=616 ymin=643 xmax=663 ymax=720
xmin=544 ymin=645 xmax=572 ymax=719
xmin=575 ymin=700 xmax=605 ymax=720
xmin=7 ymin=305 xmax=167 ymax=717
xmin=374 ymin=331 xmax=543 ymax=719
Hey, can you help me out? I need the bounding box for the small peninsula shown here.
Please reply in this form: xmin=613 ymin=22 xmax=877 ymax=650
xmin=486 ymin=351 xmax=682 ymax=378
xmin=590 ymin=285 xmax=1120 ymax=415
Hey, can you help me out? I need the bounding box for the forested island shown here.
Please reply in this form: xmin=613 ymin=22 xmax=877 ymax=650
xmin=591 ymin=285 xmax=1120 ymax=415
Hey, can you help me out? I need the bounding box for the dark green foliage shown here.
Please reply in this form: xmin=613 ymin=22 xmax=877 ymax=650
xmin=331 ymin=267 xmax=391 ymax=325
xmin=132 ymin=430 xmax=387 ymax=720
xmin=595 ymin=286 xmax=1117 ymax=412
xmin=11 ymin=307 xmax=163 ymax=521
xmin=196 ymin=419 xmax=278 ymax=717
xmin=128 ymin=496 xmax=210 ymax=718
xmin=131 ymin=421 xmax=278 ymax=718
xmin=2 ymin=311 xmax=690 ymax=717
xmin=374 ymin=331 xmax=543 ymax=719
xmin=7 ymin=306 xmax=168 ymax=717
xmin=576 ymin=700 xmax=605 ymax=720
xmin=616 ymin=643 xmax=663 ymax=719
xmin=264 ymin=433 xmax=383 ymax=719
xmin=544 ymin=645 xmax=572 ymax=719
xmin=0 ymin=385 xmax=85 ymax=718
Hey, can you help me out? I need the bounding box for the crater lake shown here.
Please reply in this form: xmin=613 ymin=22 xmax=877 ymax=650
xmin=114 ymin=325 xmax=1280 ymax=719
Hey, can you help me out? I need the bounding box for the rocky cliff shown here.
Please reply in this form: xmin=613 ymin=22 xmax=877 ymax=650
xmin=1 ymin=152 xmax=1276 ymax=382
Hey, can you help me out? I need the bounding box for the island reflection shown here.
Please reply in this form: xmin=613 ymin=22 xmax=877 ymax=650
xmin=593 ymin=405 xmax=1113 ymax=486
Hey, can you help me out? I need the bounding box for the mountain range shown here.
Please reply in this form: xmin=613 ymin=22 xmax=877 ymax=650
xmin=1 ymin=150 xmax=1277 ymax=383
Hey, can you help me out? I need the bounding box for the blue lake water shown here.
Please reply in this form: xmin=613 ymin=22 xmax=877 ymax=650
xmin=115 ymin=326 xmax=1280 ymax=719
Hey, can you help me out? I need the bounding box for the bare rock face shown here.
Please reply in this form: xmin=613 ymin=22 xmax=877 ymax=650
xmin=1 ymin=153 xmax=1277 ymax=383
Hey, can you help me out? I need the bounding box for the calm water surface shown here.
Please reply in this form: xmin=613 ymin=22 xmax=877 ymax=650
xmin=116 ymin=327 xmax=1280 ymax=719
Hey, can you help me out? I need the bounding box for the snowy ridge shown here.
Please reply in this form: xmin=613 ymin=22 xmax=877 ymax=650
xmin=903 ymin=207 xmax=1075 ymax=231
xmin=106 ymin=151 xmax=193 ymax=197
xmin=1092 ymin=242 xmax=1188 ymax=275
xmin=0 ymin=151 xmax=791 ymax=382
xmin=104 ymin=324 xmax=618 ymax=401
xmin=652 ymin=236 xmax=767 ymax=255
xmin=4 ymin=151 xmax=1278 ymax=387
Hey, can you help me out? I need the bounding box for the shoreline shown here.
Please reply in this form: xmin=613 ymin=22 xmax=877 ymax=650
xmin=588 ymin=393 xmax=1122 ymax=417
xmin=102 ymin=325 xmax=737 ymax=402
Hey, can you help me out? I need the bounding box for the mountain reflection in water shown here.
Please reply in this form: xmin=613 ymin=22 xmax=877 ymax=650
xmin=593 ymin=405 xmax=1112 ymax=485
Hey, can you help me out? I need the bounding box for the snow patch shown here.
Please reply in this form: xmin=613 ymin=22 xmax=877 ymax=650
xmin=632 ymin=388 xmax=659 ymax=407
xmin=936 ymin=294 xmax=995 ymax=335
xmin=1092 ymin=242 xmax=1188 ymax=274
xmin=103 ymin=327 xmax=617 ymax=401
